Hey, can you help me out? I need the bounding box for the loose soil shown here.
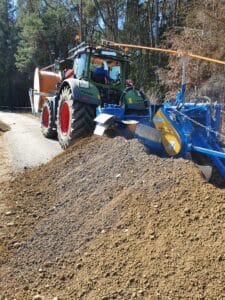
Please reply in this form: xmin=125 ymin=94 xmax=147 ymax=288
xmin=0 ymin=135 xmax=224 ymax=299
xmin=0 ymin=121 xmax=12 ymax=184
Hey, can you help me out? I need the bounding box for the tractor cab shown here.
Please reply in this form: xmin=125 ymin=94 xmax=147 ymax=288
xmin=69 ymin=43 xmax=130 ymax=107
xmin=63 ymin=43 xmax=148 ymax=115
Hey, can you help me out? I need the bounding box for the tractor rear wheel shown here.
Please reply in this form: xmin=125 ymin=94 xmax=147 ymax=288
xmin=57 ymin=87 xmax=95 ymax=149
xmin=41 ymin=100 xmax=56 ymax=138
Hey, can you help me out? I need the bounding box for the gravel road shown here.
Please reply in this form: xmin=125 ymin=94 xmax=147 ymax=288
xmin=0 ymin=111 xmax=62 ymax=171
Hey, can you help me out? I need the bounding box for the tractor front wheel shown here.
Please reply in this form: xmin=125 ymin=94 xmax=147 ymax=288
xmin=57 ymin=87 xmax=95 ymax=149
xmin=41 ymin=100 xmax=56 ymax=138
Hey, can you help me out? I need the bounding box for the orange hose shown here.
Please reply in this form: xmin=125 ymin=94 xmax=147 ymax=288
xmin=41 ymin=41 xmax=225 ymax=71
xmin=111 ymin=42 xmax=225 ymax=66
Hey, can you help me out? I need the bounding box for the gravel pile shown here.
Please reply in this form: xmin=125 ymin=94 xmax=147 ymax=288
xmin=0 ymin=135 xmax=224 ymax=299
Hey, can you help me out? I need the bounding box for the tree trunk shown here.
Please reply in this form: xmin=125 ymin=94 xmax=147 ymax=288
xmin=154 ymin=0 xmax=159 ymax=46
xmin=147 ymin=0 xmax=153 ymax=46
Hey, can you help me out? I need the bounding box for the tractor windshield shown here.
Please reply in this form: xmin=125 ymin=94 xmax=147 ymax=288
xmin=73 ymin=53 xmax=88 ymax=79
xmin=90 ymin=56 xmax=121 ymax=85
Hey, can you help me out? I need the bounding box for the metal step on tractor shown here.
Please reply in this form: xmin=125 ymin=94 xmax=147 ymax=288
xmin=30 ymin=40 xmax=225 ymax=184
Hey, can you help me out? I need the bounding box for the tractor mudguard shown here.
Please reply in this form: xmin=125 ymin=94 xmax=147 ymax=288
xmin=60 ymin=78 xmax=100 ymax=106
xmin=123 ymin=86 xmax=147 ymax=108
xmin=121 ymin=86 xmax=148 ymax=112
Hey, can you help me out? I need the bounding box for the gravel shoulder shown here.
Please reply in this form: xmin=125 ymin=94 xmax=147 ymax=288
xmin=0 ymin=111 xmax=62 ymax=171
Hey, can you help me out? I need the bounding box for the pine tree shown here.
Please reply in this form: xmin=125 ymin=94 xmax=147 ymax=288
xmin=0 ymin=0 xmax=18 ymax=108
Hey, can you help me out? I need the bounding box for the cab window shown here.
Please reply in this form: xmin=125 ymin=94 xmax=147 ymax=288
xmin=73 ymin=53 xmax=88 ymax=79
xmin=90 ymin=56 xmax=121 ymax=84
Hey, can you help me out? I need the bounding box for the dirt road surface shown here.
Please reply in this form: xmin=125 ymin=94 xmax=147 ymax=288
xmin=0 ymin=111 xmax=62 ymax=172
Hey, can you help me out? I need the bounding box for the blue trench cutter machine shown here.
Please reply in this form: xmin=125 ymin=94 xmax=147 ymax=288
xmin=94 ymin=60 xmax=225 ymax=183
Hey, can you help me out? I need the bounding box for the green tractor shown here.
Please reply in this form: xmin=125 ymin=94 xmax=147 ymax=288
xmin=37 ymin=42 xmax=148 ymax=148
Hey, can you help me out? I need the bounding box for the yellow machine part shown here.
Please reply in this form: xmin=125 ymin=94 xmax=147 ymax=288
xmin=153 ymin=109 xmax=182 ymax=156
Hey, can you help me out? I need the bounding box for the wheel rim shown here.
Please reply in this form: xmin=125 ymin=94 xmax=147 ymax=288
xmin=60 ymin=101 xmax=70 ymax=134
xmin=43 ymin=107 xmax=49 ymax=128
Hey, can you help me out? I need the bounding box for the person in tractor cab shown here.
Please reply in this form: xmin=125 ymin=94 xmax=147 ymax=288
xmin=92 ymin=61 xmax=110 ymax=84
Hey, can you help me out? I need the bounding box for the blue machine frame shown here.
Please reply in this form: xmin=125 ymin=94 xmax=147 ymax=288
xmin=96 ymin=99 xmax=225 ymax=181
xmin=95 ymin=60 xmax=225 ymax=180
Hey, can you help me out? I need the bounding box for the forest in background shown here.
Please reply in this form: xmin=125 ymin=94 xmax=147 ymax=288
xmin=1 ymin=0 xmax=225 ymax=109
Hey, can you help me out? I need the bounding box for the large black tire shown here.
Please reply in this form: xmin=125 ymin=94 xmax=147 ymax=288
xmin=41 ymin=100 xmax=57 ymax=138
xmin=57 ymin=87 xmax=95 ymax=149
